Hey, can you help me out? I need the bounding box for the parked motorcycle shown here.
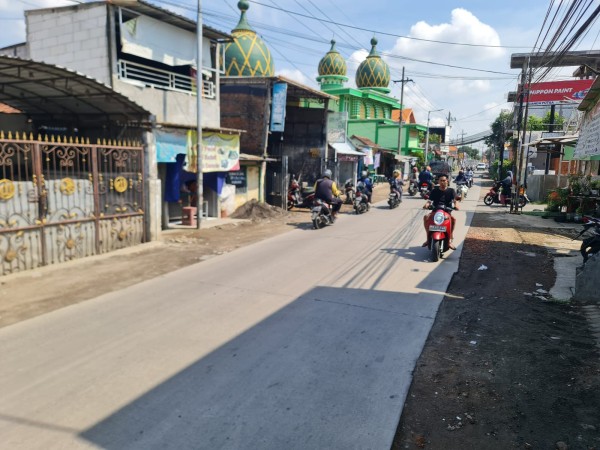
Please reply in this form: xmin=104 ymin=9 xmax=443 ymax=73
xmin=311 ymin=198 xmax=335 ymax=229
xmin=388 ymin=183 xmax=402 ymax=209
xmin=287 ymin=177 xmax=315 ymax=209
xmin=455 ymin=180 xmax=468 ymax=200
xmin=483 ymin=181 xmax=528 ymax=208
xmin=425 ymin=203 xmax=454 ymax=262
xmin=344 ymin=179 xmax=356 ymax=204
xmin=419 ymin=182 xmax=431 ymax=199
xmin=574 ymin=216 xmax=600 ymax=264
xmin=407 ymin=179 xmax=419 ymax=196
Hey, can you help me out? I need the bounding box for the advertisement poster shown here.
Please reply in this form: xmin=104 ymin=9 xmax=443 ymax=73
xmin=523 ymin=79 xmax=593 ymax=105
xmin=270 ymin=82 xmax=288 ymax=132
xmin=187 ymin=131 xmax=240 ymax=172
xmin=574 ymin=101 xmax=600 ymax=158
xmin=327 ymin=111 xmax=347 ymax=143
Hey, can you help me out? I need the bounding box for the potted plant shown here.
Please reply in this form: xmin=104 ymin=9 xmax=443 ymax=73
xmin=574 ymin=206 xmax=584 ymax=222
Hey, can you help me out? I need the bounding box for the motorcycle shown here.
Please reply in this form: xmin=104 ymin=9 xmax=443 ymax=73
xmin=425 ymin=203 xmax=454 ymax=262
xmin=483 ymin=181 xmax=528 ymax=208
xmin=408 ymin=179 xmax=419 ymax=196
xmin=419 ymin=182 xmax=431 ymax=199
xmin=573 ymin=216 xmax=600 ymax=264
xmin=344 ymin=179 xmax=356 ymax=204
xmin=465 ymin=172 xmax=474 ymax=188
xmin=353 ymin=188 xmax=370 ymax=214
xmin=455 ymin=180 xmax=469 ymax=200
xmin=287 ymin=177 xmax=315 ymax=209
xmin=388 ymin=184 xmax=402 ymax=209
xmin=311 ymin=198 xmax=335 ymax=229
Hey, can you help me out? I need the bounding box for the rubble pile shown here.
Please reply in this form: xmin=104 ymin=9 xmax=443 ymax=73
xmin=230 ymin=199 xmax=287 ymax=221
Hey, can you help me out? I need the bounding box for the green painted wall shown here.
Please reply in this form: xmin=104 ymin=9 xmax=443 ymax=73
xmin=348 ymin=121 xmax=377 ymax=139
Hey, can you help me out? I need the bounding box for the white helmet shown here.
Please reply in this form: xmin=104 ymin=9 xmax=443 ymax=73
xmin=361 ymin=171 xmax=368 ymax=177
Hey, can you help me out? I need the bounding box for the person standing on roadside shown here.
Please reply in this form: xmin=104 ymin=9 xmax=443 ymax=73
xmin=500 ymin=170 xmax=513 ymax=206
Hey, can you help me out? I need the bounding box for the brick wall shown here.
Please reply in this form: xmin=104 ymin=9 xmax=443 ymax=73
xmin=220 ymin=82 xmax=269 ymax=155
xmin=26 ymin=4 xmax=110 ymax=84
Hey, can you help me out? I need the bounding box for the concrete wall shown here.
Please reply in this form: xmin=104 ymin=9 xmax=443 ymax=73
xmin=0 ymin=43 xmax=29 ymax=58
xmin=526 ymin=174 xmax=568 ymax=202
xmin=113 ymin=79 xmax=220 ymax=128
xmin=26 ymin=4 xmax=111 ymax=84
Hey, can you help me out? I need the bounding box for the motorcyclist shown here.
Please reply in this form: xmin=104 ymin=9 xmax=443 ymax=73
xmin=314 ymin=169 xmax=342 ymax=219
xmin=357 ymin=170 xmax=373 ymax=203
xmin=466 ymin=167 xmax=474 ymax=187
xmin=418 ymin=165 xmax=434 ymax=191
xmin=454 ymin=170 xmax=468 ymax=185
xmin=389 ymin=169 xmax=404 ymax=202
xmin=422 ymin=175 xmax=460 ymax=250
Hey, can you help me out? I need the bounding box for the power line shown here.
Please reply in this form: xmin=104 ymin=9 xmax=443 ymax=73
xmin=249 ymin=0 xmax=533 ymax=50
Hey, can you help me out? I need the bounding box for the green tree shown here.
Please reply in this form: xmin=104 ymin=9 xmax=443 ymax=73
xmin=526 ymin=112 xmax=565 ymax=131
xmin=459 ymin=146 xmax=479 ymax=160
xmin=484 ymin=111 xmax=513 ymax=159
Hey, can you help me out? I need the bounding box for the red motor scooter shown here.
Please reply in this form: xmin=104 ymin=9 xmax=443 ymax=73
xmin=425 ymin=203 xmax=454 ymax=262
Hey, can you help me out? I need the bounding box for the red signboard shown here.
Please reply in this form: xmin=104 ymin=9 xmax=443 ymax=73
xmin=523 ymin=79 xmax=594 ymax=104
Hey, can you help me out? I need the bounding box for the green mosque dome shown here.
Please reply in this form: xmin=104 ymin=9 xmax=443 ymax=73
xmin=355 ymin=37 xmax=390 ymax=92
xmin=318 ymin=40 xmax=347 ymax=77
xmin=223 ymin=0 xmax=274 ymax=77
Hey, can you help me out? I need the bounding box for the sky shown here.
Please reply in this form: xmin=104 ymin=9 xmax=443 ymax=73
xmin=2 ymin=0 xmax=599 ymax=147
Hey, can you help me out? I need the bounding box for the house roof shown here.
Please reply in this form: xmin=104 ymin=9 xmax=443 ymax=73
xmin=0 ymin=55 xmax=150 ymax=124
xmin=221 ymin=75 xmax=338 ymax=102
xmin=109 ymin=0 xmax=231 ymax=40
xmin=350 ymin=135 xmax=380 ymax=148
xmin=0 ymin=102 xmax=21 ymax=114
xmin=25 ymin=1 xmax=231 ymax=41
xmin=391 ymin=108 xmax=416 ymax=124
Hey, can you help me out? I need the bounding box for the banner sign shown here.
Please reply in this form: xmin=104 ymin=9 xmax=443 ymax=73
xmin=574 ymin=101 xmax=600 ymax=158
xmin=523 ymin=79 xmax=593 ymax=105
xmin=327 ymin=111 xmax=347 ymax=143
xmin=186 ymin=131 xmax=240 ymax=172
xmin=270 ymin=82 xmax=287 ymax=132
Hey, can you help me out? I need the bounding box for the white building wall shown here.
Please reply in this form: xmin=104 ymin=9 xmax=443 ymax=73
xmin=113 ymin=78 xmax=220 ymax=128
xmin=25 ymin=4 xmax=111 ymax=84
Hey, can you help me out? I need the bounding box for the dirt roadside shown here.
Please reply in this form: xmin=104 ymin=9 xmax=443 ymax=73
xmin=393 ymin=183 xmax=600 ymax=450
xmin=1 ymin=181 xmax=599 ymax=449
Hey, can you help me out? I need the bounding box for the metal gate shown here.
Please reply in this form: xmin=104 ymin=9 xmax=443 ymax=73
xmin=0 ymin=133 xmax=145 ymax=276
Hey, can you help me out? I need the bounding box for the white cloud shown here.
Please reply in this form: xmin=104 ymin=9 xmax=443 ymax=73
xmin=276 ymin=68 xmax=313 ymax=87
xmin=390 ymin=8 xmax=505 ymax=65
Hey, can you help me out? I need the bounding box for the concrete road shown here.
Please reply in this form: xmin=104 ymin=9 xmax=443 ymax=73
xmin=0 ymin=183 xmax=479 ymax=449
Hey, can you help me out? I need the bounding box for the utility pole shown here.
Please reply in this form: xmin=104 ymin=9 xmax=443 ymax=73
xmin=459 ymin=130 xmax=466 ymax=166
xmin=392 ymin=67 xmax=413 ymax=159
xmin=195 ymin=0 xmax=204 ymax=229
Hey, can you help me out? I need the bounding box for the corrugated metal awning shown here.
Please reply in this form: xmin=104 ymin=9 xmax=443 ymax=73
xmin=0 ymin=55 xmax=150 ymax=124
xmin=330 ymin=142 xmax=364 ymax=156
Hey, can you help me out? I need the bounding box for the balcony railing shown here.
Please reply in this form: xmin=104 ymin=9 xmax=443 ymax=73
xmin=117 ymin=59 xmax=216 ymax=99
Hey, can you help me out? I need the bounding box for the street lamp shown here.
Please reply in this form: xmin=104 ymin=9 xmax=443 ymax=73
xmin=424 ymin=108 xmax=443 ymax=163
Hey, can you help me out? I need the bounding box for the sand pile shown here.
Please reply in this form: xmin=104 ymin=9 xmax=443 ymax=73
xmin=230 ymin=199 xmax=288 ymax=221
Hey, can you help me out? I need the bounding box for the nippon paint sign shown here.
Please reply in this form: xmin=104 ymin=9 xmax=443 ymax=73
xmin=523 ymin=79 xmax=593 ymax=105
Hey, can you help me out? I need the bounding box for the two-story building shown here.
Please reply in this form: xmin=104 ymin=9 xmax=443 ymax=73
xmin=0 ymin=0 xmax=241 ymax=274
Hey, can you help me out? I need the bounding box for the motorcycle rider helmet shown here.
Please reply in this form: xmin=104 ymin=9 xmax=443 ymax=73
xmin=361 ymin=171 xmax=368 ymax=178
xmin=412 ymin=167 xmax=418 ymax=172
xmin=393 ymin=170 xmax=401 ymax=177
xmin=323 ymin=169 xmax=332 ymax=178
